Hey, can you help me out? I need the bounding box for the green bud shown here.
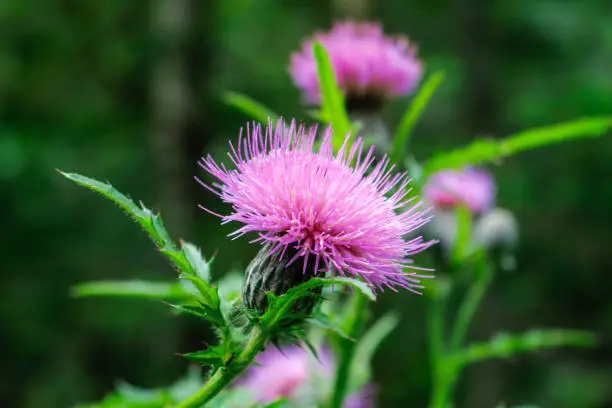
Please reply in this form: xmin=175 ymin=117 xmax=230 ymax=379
xmin=243 ymin=243 xmax=322 ymax=322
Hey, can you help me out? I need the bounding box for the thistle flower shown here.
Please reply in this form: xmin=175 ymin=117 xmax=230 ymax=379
xmin=237 ymin=345 xmax=375 ymax=407
xmin=423 ymin=167 xmax=496 ymax=214
xmin=290 ymin=21 xmax=423 ymax=107
xmin=197 ymin=119 xmax=434 ymax=298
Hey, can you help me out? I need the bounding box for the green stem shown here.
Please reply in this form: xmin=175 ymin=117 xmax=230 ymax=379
xmin=175 ymin=325 xmax=267 ymax=408
xmin=428 ymin=280 xmax=450 ymax=408
xmin=449 ymin=255 xmax=493 ymax=351
xmin=330 ymin=292 xmax=368 ymax=408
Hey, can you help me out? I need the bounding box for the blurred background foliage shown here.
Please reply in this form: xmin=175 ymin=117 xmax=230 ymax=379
xmin=1 ymin=0 xmax=611 ymax=407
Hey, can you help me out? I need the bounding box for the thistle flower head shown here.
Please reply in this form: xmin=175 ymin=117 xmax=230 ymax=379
xmin=238 ymin=345 xmax=375 ymax=407
xmin=290 ymin=21 xmax=423 ymax=106
xmin=198 ymin=119 xmax=434 ymax=293
xmin=423 ymin=167 xmax=496 ymax=214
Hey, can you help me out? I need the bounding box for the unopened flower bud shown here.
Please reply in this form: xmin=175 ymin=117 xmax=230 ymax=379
xmin=243 ymin=243 xmax=322 ymax=320
xmin=472 ymin=208 xmax=518 ymax=250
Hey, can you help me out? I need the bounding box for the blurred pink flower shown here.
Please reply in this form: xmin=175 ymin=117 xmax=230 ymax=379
xmin=423 ymin=168 xmax=496 ymax=214
xmin=239 ymin=345 xmax=374 ymax=407
xmin=290 ymin=21 xmax=423 ymax=105
xmin=198 ymin=119 xmax=434 ymax=293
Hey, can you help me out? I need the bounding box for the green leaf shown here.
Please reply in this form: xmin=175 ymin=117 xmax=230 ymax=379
xmin=115 ymin=382 xmax=170 ymax=403
xmin=391 ymin=71 xmax=445 ymax=164
xmin=312 ymin=42 xmax=353 ymax=151
xmin=283 ymin=277 xmax=375 ymax=303
xmin=222 ymin=91 xmax=279 ymax=123
xmin=349 ymin=312 xmax=399 ymax=391
xmin=257 ymin=399 xmax=290 ymax=408
xmin=59 ymin=172 xmax=185 ymax=265
xmin=71 ymin=280 xmax=191 ymax=301
xmin=424 ymin=117 xmax=612 ymax=174
xmin=455 ymin=329 xmax=598 ymax=367
xmin=182 ymin=344 xmax=229 ymax=368
xmin=179 ymin=274 xmax=220 ymax=309
xmin=181 ymin=242 xmax=211 ymax=282
xmin=60 ymin=172 xmax=219 ymax=304
xmin=262 ymin=277 xmax=375 ymax=331
xmin=75 ymin=368 xmax=203 ymax=408
xmin=60 ymin=171 xmax=167 ymax=248
xmin=169 ymin=302 xmax=225 ymax=327
xmin=307 ymin=312 xmax=353 ymax=341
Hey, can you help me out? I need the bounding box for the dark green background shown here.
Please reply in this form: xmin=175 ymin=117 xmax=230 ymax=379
xmin=1 ymin=1 xmax=611 ymax=407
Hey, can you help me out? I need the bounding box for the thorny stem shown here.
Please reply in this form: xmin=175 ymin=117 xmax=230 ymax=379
xmin=175 ymin=325 xmax=267 ymax=408
xmin=330 ymin=292 xmax=368 ymax=408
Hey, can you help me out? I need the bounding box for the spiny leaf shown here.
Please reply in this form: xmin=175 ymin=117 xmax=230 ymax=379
xmin=169 ymin=302 xmax=225 ymax=327
xmin=391 ymin=71 xmax=445 ymax=164
xmin=261 ymin=277 xmax=375 ymax=332
xmin=179 ymin=274 xmax=220 ymax=309
xmin=222 ymin=91 xmax=279 ymax=123
xmin=60 ymin=172 xmax=219 ymax=304
xmin=424 ymin=117 xmax=612 ymax=174
xmin=181 ymin=242 xmax=211 ymax=282
xmin=59 ymin=171 xmax=182 ymax=260
xmin=182 ymin=344 xmax=229 ymax=368
xmin=71 ymin=280 xmax=191 ymax=301
xmin=284 ymin=277 xmax=375 ymax=303
xmin=454 ymin=329 xmax=598 ymax=366
xmin=59 ymin=171 xmax=167 ymax=247
xmin=312 ymin=41 xmax=353 ymax=151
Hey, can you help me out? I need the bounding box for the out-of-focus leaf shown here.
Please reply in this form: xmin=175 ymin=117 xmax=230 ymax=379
xmin=424 ymin=117 xmax=612 ymax=174
xmin=391 ymin=71 xmax=445 ymax=164
xmin=312 ymin=42 xmax=353 ymax=151
xmin=455 ymin=329 xmax=598 ymax=366
xmin=349 ymin=313 xmax=399 ymax=391
xmin=222 ymin=91 xmax=279 ymax=123
xmin=71 ymin=280 xmax=191 ymax=301
xmin=307 ymin=312 xmax=353 ymax=340
xmin=74 ymin=368 xmax=203 ymax=408
xmin=256 ymin=399 xmax=290 ymax=408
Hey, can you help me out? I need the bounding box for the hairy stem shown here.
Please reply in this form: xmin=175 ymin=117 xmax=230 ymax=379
xmin=175 ymin=325 xmax=267 ymax=408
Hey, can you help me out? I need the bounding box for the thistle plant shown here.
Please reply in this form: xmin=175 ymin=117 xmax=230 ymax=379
xmin=65 ymin=20 xmax=609 ymax=408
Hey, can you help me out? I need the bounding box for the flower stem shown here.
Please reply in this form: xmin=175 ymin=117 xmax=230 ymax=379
xmin=449 ymin=255 xmax=493 ymax=351
xmin=330 ymin=292 xmax=368 ymax=408
xmin=428 ymin=255 xmax=494 ymax=408
xmin=428 ymin=279 xmax=450 ymax=408
xmin=175 ymin=325 xmax=267 ymax=408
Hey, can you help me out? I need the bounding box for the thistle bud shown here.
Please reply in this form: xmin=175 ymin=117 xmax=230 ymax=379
xmin=243 ymin=243 xmax=322 ymax=321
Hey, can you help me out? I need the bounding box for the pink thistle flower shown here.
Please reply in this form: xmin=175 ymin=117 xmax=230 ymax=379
xmin=423 ymin=167 xmax=496 ymax=214
xmin=197 ymin=119 xmax=434 ymax=293
xmin=290 ymin=21 xmax=423 ymax=105
xmin=238 ymin=345 xmax=375 ymax=407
